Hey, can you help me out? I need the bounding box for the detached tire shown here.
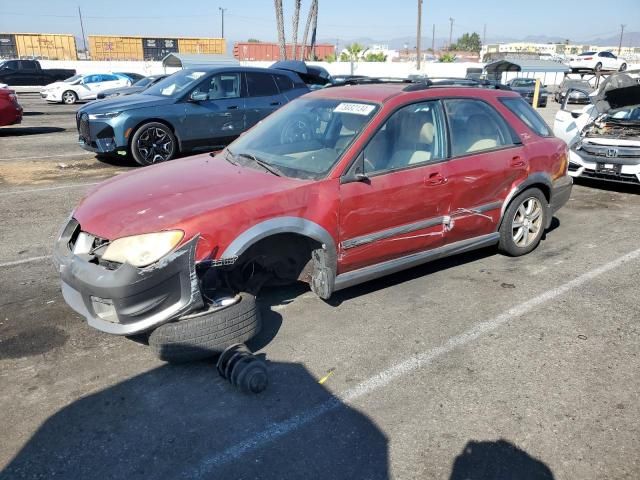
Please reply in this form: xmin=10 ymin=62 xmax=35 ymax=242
xmin=149 ymin=293 xmax=260 ymax=363
xmin=498 ymin=188 xmax=548 ymax=257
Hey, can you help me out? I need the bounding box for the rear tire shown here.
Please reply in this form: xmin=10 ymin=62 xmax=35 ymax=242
xmin=148 ymin=293 xmax=261 ymax=363
xmin=619 ymin=63 xmax=627 ymax=72
xmin=594 ymin=62 xmax=603 ymax=72
xmin=61 ymin=90 xmax=77 ymax=105
xmin=498 ymin=188 xmax=547 ymax=257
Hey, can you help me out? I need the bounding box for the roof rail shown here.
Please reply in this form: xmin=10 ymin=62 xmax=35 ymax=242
xmin=328 ymin=76 xmax=415 ymax=87
xmin=403 ymin=77 xmax=511 ymax=91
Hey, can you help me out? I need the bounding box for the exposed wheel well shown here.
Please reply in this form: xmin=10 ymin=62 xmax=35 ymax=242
xmin=227 ymin=233 xmax=323 ymax=293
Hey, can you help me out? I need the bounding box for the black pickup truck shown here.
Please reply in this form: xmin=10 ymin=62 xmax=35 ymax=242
xmin=0 ymin=59 xmax=76 ymax=86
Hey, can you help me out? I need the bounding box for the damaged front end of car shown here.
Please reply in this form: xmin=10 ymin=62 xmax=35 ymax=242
xmin=555 ymin=70 xmax=640 ymax=184
xmin=53 ymin=217 xmax=222 ymax=335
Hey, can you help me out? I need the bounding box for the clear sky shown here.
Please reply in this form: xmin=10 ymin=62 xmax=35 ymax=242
xmin=0 ymin=0 xmax=638 ymax=44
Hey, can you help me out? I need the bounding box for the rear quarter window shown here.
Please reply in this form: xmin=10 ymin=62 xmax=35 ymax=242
xmin=500 ymin=97 xmax=551 ymax=137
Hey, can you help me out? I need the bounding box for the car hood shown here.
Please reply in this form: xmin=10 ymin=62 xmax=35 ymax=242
xmin=79 ymin=93 xmax=174 ymax=113
xmin=73 ymin=153 xmax=310 ymax=240
xmin=593 ymin=71 xmax=640 ymax=111
xmin=101 ymin=86 xmax=145 ymax=96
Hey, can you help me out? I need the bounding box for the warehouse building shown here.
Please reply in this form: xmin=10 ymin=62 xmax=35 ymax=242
xmin=89 ymin=35 xmax=225 ymax=61
xmin=0 ymin=33 xmax=77 ymax=60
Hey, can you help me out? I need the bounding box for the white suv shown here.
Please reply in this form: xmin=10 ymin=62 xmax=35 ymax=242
xmin=569 ymin=51 xmax=627 ymax=72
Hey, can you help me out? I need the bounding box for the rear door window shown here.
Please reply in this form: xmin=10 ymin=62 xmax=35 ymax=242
xmin=500 ymin=97 xmax=552 ymax=137
xmin=444 ymin=99 xmax=515 ymax=157
xmin=274 ymin=74 xmax=294 ymax=93
xmin=246 ymin=72 xmax=279 ymax=97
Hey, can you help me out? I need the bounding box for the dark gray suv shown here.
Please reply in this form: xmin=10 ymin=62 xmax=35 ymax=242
xmin=76 ymin=66 xmax=310 ymax=165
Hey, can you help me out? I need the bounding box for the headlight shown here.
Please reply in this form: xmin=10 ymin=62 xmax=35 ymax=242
xmin=88 ymin=111 xmax=121 ymax=120
xmin=101 ymin=230 xmax=184 ymax=267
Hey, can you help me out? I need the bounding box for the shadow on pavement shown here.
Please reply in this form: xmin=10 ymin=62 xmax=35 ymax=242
xmin=574 ymin=177 xmax=640 ymax=195
xmin=2 ymin=357 xmax=389 ymax=479
xmin=0 ymin=126 xmax=65 ymax=136
xmin=449 ymin=439 xmax=554 ymax=480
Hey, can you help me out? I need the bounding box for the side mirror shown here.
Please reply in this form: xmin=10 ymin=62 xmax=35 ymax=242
xmin=189 ymin=91 xmax=208 ymax=102
xmin=340 ymin=152 xmax=370 ymax=184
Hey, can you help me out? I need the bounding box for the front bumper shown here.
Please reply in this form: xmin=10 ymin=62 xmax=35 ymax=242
xmin=53 ymin=218 xmax=203 ymax=335
xmin=41 ymin=91 xmax=63 ymax=102
xmin=76 ymin=112 xmax=124 ymax=154
xmin=568 ymin=147 xmax=640 ymax=185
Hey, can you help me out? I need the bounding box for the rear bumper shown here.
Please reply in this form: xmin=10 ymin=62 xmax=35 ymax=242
xmin=550 ymin=175 xmax=573 ymax=215
xmin=53 ymin=218 xmax=203 ymax=335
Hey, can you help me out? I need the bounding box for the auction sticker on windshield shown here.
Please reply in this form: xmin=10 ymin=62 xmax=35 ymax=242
xmin=334 ymin=102 xmax=376 ymax=115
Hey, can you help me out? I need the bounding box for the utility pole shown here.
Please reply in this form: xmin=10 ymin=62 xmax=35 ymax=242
xmin=219 ymin=7 xmax=227 ymax=38
xmin=448 ymin=17 xmax=454 ymax=50
xmin=618 ymin=24 xmax=625 ymax=56
xmin=77 ymin=6 xmax=87 ymax=58
xmin=416 ymin=0 xmax=422 ymax=70
xmin=483 ymin=23 xmax=486 ymax=45
xmin=432 ymin=23 xmax=435 ymax=53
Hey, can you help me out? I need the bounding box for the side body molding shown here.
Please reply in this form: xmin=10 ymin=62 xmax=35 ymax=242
xmin=221 ymin=216 xmax=337 ymax=259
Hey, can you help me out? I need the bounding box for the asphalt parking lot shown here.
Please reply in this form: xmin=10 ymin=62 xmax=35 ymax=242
xmin=0 ymin=94 xmax=639 ymax=479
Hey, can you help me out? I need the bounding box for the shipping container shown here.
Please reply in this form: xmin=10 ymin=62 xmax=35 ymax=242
xmin=89 ymin=35 xmax=144 ymax=61
xmin=89 ymin=35 xmax=225 ymax=61
xmin=233 ymin=42 xmax=335 ymax=61
xmin=178 ymin=38 xmax=226 ymax=55
xmin=0 ymin=33 xmax=77 ymax=60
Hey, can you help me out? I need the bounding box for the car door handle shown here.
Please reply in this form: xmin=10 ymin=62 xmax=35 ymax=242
xmin=426 ymin=172 xmax=447 ymax=186
xmin=227 ymin=105 xmax=239 ymax=110
xmin=270 ymin=101 xmax=281 ymax=106
xmin=510 ymin=156 xmax=526 ymax=167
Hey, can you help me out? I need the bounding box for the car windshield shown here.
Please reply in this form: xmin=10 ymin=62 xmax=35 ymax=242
xmin=226 ymin=97 xmax=379 ymax=180
xmin=63 ymin=74 xmax=82 ymax=83
xmin=143 ymin=70 xmax=207 ymax=97
xmin=133 ymin=77 xmax=152 ymax=87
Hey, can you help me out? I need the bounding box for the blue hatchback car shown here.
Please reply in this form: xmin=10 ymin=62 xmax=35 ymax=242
xmin=76 ymin=66 xmax=310 ymax=165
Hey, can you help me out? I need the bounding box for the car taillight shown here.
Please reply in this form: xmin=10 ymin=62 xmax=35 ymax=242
xmin=583 ymin=57 xmax=592 ymax=60
xmin=8 ymin=93 xmax=18 ymax=104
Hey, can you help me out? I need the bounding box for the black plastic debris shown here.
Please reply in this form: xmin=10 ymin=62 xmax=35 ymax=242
xmin=216 ymin=343 xmax=268 ymax=394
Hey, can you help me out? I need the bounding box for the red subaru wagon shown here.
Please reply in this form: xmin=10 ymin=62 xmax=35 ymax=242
xmin=54 ymin=80 xmax=572 ymax=362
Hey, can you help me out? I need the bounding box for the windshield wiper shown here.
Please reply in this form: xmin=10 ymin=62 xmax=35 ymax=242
xmin=221 ymin=148 xmax=238 ymax=165
xmin=234 ymin=152 xmax=283 ymax=177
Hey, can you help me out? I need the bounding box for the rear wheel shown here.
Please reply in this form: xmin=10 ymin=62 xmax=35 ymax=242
xmin=61 ymin=90 xmax=77 ymax=104
xmin=619 ymin=63 xmax=627 ymax=72
xmin=498 ymin=188 xmax=547 ymax=257
xmin=594 ymin=62 xmax=603 ymax=72
xmin=131 ymin=122 xmax=177 ymax=166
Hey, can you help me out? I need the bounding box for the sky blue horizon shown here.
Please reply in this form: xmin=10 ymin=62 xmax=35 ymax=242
xmin=1 ymin=0 xmax=638 ymax=46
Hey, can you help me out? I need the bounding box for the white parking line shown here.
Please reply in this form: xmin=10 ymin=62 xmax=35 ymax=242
xmin=189 ymin=246 xmax=640 ymax=476
xmin=0 ymin=152 xmax=92 ymax=162
xmin=0 ymin=182 xmax=99 ymax=197
xmin=0 ymin=255 xmax=51 ymax=268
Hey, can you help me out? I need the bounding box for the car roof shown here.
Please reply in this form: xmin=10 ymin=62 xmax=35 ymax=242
xmin=181 ymin=66 xmax=299 ymax=76
xmin=306 ymin=82 xmax=519 ymax=104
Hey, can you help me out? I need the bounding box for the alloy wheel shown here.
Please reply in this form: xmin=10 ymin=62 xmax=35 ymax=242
xmin=62 ymin=91 xmax=76 ymax=104
xmin=511 ymin=197 xmax=543 ymax=248
xmin=136 ymin=126 xmax=174 ymax=163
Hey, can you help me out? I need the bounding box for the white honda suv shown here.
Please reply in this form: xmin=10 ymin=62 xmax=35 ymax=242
xmin=569 ymin=51 xmax=627 ymax=72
